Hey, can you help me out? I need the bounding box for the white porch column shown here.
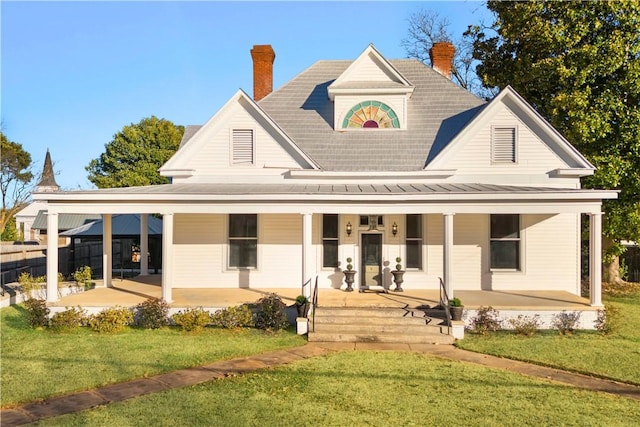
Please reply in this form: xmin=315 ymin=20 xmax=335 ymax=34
xmin=140 ymin=214 xmax=149 ymax=275
xmin=589 ymin=212 xmax=603 ymax=306
xmin=302 ymin=213 xmax=313 ymax=297
xmin=46 ymin=212 xmax=59 ymax=302
xmin=162 ymin=213 xmax=174 ymax=303
xmin=443 ymin=213 xmax=455 ymax=299
xmin=102 ymin=214 xmax=112 ymax=288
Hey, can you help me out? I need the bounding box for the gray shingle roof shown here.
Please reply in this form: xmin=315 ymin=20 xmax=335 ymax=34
xmin=257 ymin=59 xmax=486 ymax=171
xmin=179 ymin=125 xmax=202 ymax=149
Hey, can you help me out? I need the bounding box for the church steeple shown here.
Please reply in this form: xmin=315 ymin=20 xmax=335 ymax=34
xmin=35 ymin=149 xmax=59 ymax=192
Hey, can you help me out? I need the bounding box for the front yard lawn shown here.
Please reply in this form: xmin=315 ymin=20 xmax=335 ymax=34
xmin=0 ymin=304 xmax=305 ymax=407
xmin=33 ymin=351 xmax=640 ymax=426
xmin=457 ymin=289 xmax=640 ymax=385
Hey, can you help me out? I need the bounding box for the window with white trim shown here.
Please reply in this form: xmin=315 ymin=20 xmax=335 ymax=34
xmin=232 ymin=129 xmax=254 ymax=164
xmin=229 ymin=214 xmax=257 ymax=268
xmin=322 ymin=214 xmax=339 ymax=268
xmin=492 ymin=127 xmax=516 ymax=163
xmin=406 ymin=214 xmax=423 ymax=269
xmin=490 ymin=214 xmax=520 ymax=270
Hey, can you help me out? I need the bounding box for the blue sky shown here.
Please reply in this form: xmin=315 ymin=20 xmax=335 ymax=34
xmin=2 ymin=1 xmax=490 ymax=190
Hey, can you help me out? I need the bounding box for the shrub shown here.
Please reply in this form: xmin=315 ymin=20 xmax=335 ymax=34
xmin=88 ymin=306 xmax=133 ymax=333
xmin=468 ymin=306 xmax=501 ymax=335
xmin=508 ymin=314 xmax=540 ymax=337
xmin=73 ymin=266 xmax=93 ymax=290
xmin=50 ymin=307 xmax=87 ymax=332
xmin=551 ymin=311 xmax=581 ymax=335
xmin=172 ymin=307 xmax=211 ymax=332
xmin=24 ymin=298 xmax=50 ymax=328
xmin=254 ymin=293 xmax=289 ymax=331
xmin=595 ymin=304 xmax=622 ymax=335
xmin=210 ymin=304 xmax=254 ymax=329
xmin=134 ymin=298 xmax=169 ymax=329
xmin=18 ymin=272 xmax=44 ymax=298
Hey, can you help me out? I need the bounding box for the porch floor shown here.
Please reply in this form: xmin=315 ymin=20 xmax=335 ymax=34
xmin=49 ymin=275 xmax=596 ymax=311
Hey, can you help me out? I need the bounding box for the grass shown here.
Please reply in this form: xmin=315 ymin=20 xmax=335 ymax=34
xmin=457 ymin=289 xmax=640 ymax=385
xmin=4 ymin=285 xmax=640 ymax=424
xmin=0 ymin=304 xmax=305 ymax=407
xmin=32 ymin=351 xmax=640 ymax=426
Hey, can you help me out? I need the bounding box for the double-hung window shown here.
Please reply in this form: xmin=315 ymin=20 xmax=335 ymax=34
xmin=229 ymin=214 xmax=257 ymax=268
xmin=322 ymin=214 xmax=339 ymax=268
xmin=490 ymin=214 xmax=520 ymax=270
xmin=405 ymin=214 xmax=423 ymax=269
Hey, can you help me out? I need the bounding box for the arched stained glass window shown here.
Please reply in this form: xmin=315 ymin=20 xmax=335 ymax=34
xmin=342 ymin=101 xmax=400 ymax=129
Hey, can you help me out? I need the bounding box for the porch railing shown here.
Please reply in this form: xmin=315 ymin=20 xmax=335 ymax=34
xmin=438 ymin=277 xmax=452 ymax=336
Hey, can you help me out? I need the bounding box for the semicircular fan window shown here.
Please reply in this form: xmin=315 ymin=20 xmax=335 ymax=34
xmin=342 ymin=101 xmax=400 ymax=129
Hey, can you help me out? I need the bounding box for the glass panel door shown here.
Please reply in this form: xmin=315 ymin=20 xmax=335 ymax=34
xmin=361 ymin=233 xmax=382 ymax=288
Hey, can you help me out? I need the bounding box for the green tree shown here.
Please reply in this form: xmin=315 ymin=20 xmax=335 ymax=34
xmin=467 ymin=0 xmax=640 ymax=283
xmin=86 ymin=116 xmax=184 ymax=188
xmin=1 ymin=132 xmax=33 ymax=238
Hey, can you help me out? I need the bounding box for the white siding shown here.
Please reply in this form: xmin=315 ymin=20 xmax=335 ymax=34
xmin=172 ymin=214 xmax=225 ymax=287
xmin=171 ymin=214 xmax=304 ymax=289
xmin=489 ymin=213 xmax=579 ymax=292
xmin=421 ymin=213 xmax=580 ymax=293
xmin=341 ymin=53 xmax=394 ymax=82
xmin=170 ymin=213 xmax=580 ymax=294
xmin=446 ymin=106 xmax=567 ymax=175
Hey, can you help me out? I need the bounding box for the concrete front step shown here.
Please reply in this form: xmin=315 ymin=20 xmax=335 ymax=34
xmin=316 ymin=307 xmax=434 ymax=318
xmin=308 ymin=331 xmax=454 ymax=344
xmin=309 ymin=306 xmax=453 ymax=344
xmin=313 ymin=322 xmax=445 ymax=335
xmin=314 ymin=315 xmax=437 ymax=326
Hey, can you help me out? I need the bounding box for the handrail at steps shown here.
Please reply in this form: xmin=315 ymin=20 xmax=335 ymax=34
xmin=311 ymin=276 xmax=319 ymax=332
xmin=301 ymin=277 xmax=312 ymax=298
xmin=438 ymin=277 xmax=452 ymax=336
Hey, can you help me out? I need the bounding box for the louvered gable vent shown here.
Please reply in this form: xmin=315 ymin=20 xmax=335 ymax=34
xmin=492 ymin=127 xmax=516 ymax=163
xmin=232 ymin=129 xmax=254 ymax=164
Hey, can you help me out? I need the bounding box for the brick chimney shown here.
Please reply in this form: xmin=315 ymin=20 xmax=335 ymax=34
xmin=250 ymin=44 xmax=276 ymax=101
xmin=429 ymin=42 xmax=455 ymax=79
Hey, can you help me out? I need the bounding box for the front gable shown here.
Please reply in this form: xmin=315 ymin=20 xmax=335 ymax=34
xmin=426 ymin=86 xmax=594 ymax=179
xmin=160 ymin=90 xmax=318 ymax=182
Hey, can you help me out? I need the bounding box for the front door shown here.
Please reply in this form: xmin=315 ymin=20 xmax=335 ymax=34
xmin=361 ymin=233 xmax=382 ymax=289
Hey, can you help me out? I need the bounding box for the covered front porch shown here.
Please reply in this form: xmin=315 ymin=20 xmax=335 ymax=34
xmin=49 ymin=274 xmax=596 ymax=313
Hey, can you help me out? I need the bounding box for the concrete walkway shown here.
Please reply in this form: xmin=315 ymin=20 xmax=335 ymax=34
xmin=2 ymin=343 xmax=639 ymax=426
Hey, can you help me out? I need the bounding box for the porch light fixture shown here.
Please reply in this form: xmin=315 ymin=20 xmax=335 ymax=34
xmin=392 ymin=222 xmax=398 ymax=236
xmin=346 ymin=222 xmax=352 ymax=236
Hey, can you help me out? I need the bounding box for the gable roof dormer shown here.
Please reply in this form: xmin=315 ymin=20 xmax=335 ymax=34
xmin=327 ymin=45 xmax=415 ymax=130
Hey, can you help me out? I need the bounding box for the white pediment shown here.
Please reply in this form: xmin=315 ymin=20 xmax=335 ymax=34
xmin=160 ymin=90 xmax=318 ymax=180
xmin=426 ymin=86 xmax=595 ymax=176
xmin=327 ymin=45 xmax=414 ymax=100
